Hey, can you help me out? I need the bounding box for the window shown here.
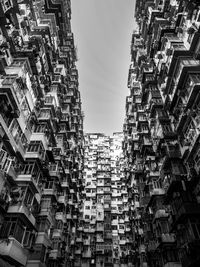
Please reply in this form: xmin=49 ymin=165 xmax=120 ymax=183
xmin=184 ymin=120 xmax=196 ymax=142
xmin=23 ymin=188 xmax=34 ymax=205
xmin=45 ymin=96 xmax=54 ymax=104
xmin=2 ymin=0 xmax=13 ymax=12
xmin=55 ymin=220 xmax=63 ymax=230
xmin=22 ymin=162 xmax=34 ymax=174
xmin=27 ymin=141 xmax=43 ymax=153
xmin=37 ymin=219 xmax=51 ymax=234
xmin=40 ymin=198 xmax=51 ymax=210
xmin=162 ymin=124 xmax=171 ymax=134
xmin=0 ymin=217 xmax=25 ymax=243
xmin=23 ymin=230 xmax=35 ymax=247
xmin=34 ymin=124 xmax=46 ymax=133
xmin=39 ymin=109 xmax=51 ymax=118
xmin=21 ymin=97 xmax=30 ymax=121
xmin=163 ymin=249 xmax=179 ymax=264
xmin=9 ymin=119 xmax=26 ymax=144
xmin=152 ymin=178 xmax=162 ymax=189
xmin=49 ymin=163 xmax=59 ymax=172
xmin=55 ymin=68 xmax=62 ymax=73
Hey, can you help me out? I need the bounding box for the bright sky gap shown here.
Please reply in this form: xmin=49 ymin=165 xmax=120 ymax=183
xmin=71 ymin=0 xmax=136 ymax=135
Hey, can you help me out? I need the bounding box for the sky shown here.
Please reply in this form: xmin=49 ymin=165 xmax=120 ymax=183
xmin=71 ymin=0 xmax=136 ymax=135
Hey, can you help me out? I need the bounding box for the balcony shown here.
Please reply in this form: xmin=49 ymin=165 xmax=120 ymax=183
xmin=159 ymin=233 xmax=176 ymax=244
xmin=35 ymin=232 xmax=51 ymax=247
xmin=16 ymin=174 xmax=41 ymax=194
xmin=86 ymin=192 xmax=96 ymax=198
xmin=104 ymin=232 xmax=112 ymax=239
xmin=76 ymin=237 xmax=83 ymax=242
xmin=56 ymin=212 xmax=66 ymax=223
xmin=7 ymin=203 xmax=36 ymax=226
xmin=83 ymin=239 xmax=90 ymax=245
xmin=68 ymin=199 xmax=74 ymax=205
xmin=126 ymin=237 xmax=133 ymax=243
xmin=118 ymin=228 xmax=125 ymax=234
xmin=66 ymin=213 xmax=72 ymax=220
xmin=112 ymin=219 xmax=118 ymax=225
xmin=39 ymin=208 xmax=55 ymax=225
xmin=82 ymin=250 xmax=92 ymax=258
xmin=70 ymin=239 xmax=75 ymax=245
xmin=52 ymin=229 xmax=62 ymax=239
xmin=49 ymin=249 xmax=62 ymax=259
xmin=61 ymin=181 xmax=69 ymax=188
xmin=119 ymin=240 xmax=126 ymax=245
xmin=96 ymin=237 xmax=104 ymax=243
xmin=25 ymin=149 xmax=45 ymax=161
xmin=150 ymin=188 xmax=165 ymax=196
xmin=58 ymin=195 xmax=66 ymax=204
xmin=96 ymin=224 xmax=104 ymax=232
xmin=125 ymin=226 xmax=131 ymax=232
xmin=0 ymin=82 xmax=20 ymax=118
xmin=73 ymin=214 xmax=78 ymax=220
xmin=147 ymin=241 xmax=157 ymax=252
xmin=0 ymin=150 xmax=16 ymax=181
xmin=163 ymin=173 xmax=186 ymax=197
xmin=88 ymin=228 xmax=95 ymax=233
xmin=77 ymin=226 xmax=83 ymax=231
xmin=75 ymin=248 xmax=82 ymax=254
xmin=30 ymin=132 xmax=48 ymax=150
xmin=43 ymin=183 xmax=57 ymax=199
xmin=139 ymin=244 xmax=146 ymax=254
xmin=0 ymin=115 xmax=25 ymax=158
xmin=170 ymin=63 xmax=200 ymax=106
xmin=184 ymin=83 xmax=200 ymax=110
xmin=154 ymin=209 xmax=169 ymax=221
xmin=0 ymin=237 xmax=28 ymax=266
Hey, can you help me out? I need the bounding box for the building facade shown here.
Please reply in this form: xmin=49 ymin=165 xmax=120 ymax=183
xmin=0 ymin=0 xmax=84 ymax=266
xmin=123 ymin=0 xmax=200 ymax=267
xmin=77 ymin=133 xmax=133 ymax=267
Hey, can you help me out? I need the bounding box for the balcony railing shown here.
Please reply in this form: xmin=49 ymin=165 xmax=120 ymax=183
xmin=30 ymin=132 xmax=48 ymax=150
xmin=150 ymin=188 xmax=165 ymax=196
xmin=82 ymin=250 xmax=92 ymax=258
xmin=7 ymin=203 xmax=36 ymax=226
xmin=159 ymin=233 xmax=176 ymax=243
xmin=49 ymin=249 xmax=62 ymax=259
xmin=83 ymin=239 xmax=90 ymax=245
xmin=0 ymin=237 xmax=28 ymax=266
xmin=0 ymin=115 xmax=25 ymax=157
xmin=56 ymin=212 xmax=66 ymax=223
xmin=52 ymin=229 xmax=62 ymax=239
xmin=16 ymin=174 xmax=42 ymax=194
xmin=35 ymin=231 xmax=51 ymax=247
xmin=75 ymin=248 xmax=82 ymax=254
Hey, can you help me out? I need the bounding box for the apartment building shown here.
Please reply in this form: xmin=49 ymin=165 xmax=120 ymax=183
xmin=76 ymin=133 xmax=133 ymax=267
xmin=0 ymin=0 xmax=84 ymax=266
xmin=123 ymin=0 xmax=200 ymax=267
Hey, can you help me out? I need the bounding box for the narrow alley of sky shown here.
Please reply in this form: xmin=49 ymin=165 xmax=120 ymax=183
xmin=71 ymin=0 xmax=136 ymax=135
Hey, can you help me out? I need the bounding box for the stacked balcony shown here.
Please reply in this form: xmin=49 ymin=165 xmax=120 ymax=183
xmin=123 ymin=1 xmax=200 ymax=267
xmin=78 ymin=133 xmax=132 ymax=267
xmin=0 ymin=0 xmax=84 ymax=266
